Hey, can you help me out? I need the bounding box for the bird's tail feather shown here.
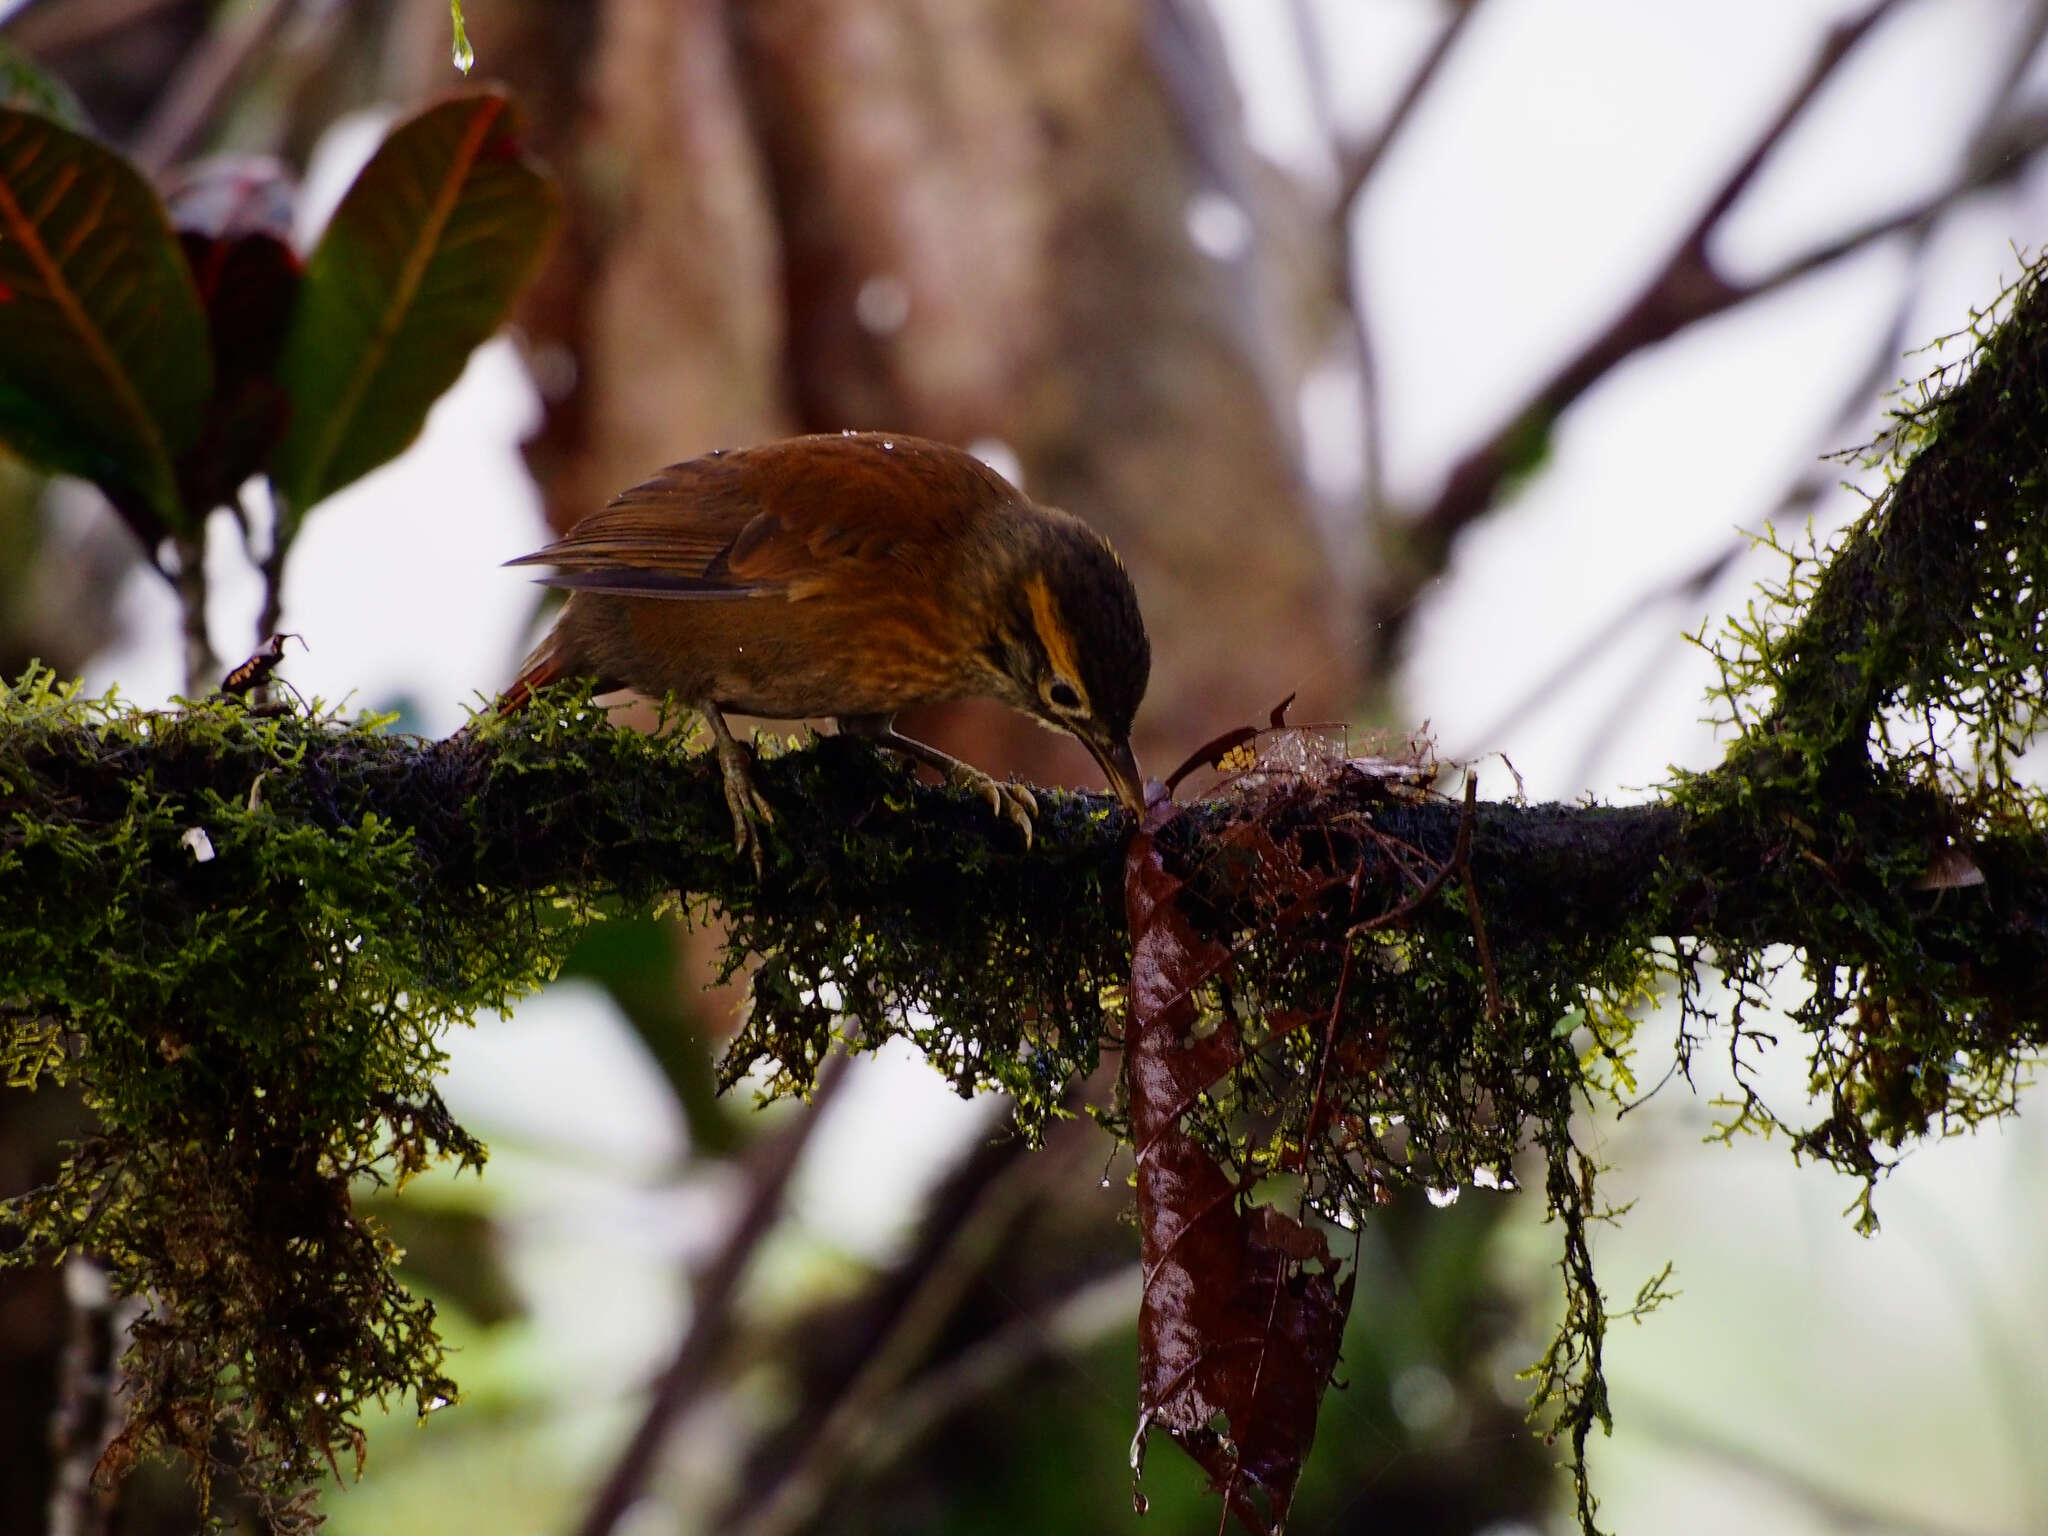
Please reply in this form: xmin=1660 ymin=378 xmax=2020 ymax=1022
xmin=497 ymin=629 xmax=572 ymax=717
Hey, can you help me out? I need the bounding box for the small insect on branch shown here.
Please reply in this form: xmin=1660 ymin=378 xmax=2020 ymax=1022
xmin=219 ymin=633 xmax=307 ymax=713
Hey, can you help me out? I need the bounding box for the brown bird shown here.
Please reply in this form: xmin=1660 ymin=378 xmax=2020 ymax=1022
xmin=500 ymin=431 xmax=1151 ymax=868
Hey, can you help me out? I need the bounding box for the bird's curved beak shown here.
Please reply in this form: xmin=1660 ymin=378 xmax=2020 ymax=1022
xmin=1087 ymin=736 xmax=1146 ymax=814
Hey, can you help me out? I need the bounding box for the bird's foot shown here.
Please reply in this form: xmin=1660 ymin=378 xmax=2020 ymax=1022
xmin=944 ymin=761 xmax=1038 ymax=847
xmin=710 ymin=728 xmax=777 ymax=877
xmin=840 ymin=719 xmax=1039 ymax=848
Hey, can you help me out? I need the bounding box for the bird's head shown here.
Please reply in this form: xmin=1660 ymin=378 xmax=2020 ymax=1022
xmin=982 ymin=510 xmax=1151 ymax=812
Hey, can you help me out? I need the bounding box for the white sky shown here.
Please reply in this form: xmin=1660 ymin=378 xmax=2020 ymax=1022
xmin=72 ymin=5 xmax=2048 ymax=1531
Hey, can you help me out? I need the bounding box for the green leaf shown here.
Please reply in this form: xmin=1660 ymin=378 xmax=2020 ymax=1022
xmin=0 ymin=40 xmax=87 ymax=128
xmin=0 ymin=107 xmax=212 ymax=545
xmin=269 ymin=90 xmax=557 ymax=526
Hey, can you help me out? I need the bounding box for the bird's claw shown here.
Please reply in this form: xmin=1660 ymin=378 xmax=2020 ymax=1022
xmin=948 ymin=763 xmax=1038 ymax=848
xmin=712 ymin=734 xmax=777 ymax=877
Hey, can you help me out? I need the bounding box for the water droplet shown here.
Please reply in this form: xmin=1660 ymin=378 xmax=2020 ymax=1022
xmin=969 ymin=436 xmax=1025 ymax=488
xmin=449 ymin=2 xmax=475 ymax=74
xmin=854 ymin=273 xmax=911 ymax=335
xmin=1184 ymin=190 xmax=1251 ymax=261
xmin=1390 ymin=1363 xmax=1456 ymax=1431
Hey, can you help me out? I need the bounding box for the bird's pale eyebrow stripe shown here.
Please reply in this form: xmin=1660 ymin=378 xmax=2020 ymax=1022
xmin=1024 ymin=573 xmax=1089 ymax=705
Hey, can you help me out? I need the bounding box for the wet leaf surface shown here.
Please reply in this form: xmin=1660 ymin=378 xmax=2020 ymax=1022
xmin=1126 ymin=795 xmax=1353 ymax=1534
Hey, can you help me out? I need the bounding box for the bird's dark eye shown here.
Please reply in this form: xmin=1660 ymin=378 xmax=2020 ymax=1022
xmin=1048 ymin=680 xmax=1082 ymax=711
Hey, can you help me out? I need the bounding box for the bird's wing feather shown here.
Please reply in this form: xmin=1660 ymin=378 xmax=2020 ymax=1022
xmin=528 ymin=568 xmax=751 ymax=598
xmin=504 ymin=462 xmax=765 ymax=589
xmin=504 ymin=434 xmax=1013 ymax=603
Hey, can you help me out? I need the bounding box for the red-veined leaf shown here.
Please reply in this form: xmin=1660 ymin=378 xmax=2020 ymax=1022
xmin=268 ymin=89 xmax=558 ymax=525
xmin=0 ymin=106 xmax=211 ymax=544
xmin=168 ymin=157 xmax=302 ymax=516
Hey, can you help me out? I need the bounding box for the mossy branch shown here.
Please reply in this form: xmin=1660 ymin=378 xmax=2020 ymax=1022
xmin=1760 ymin=259 xmax=2048 ymax=765
xmin=1 ymin=673 xmax=2041 ymax=1524
xmin=9 ymin=693 xmax=2040 ymax=1018
xmin=7 ymin=253 xmax=2048 ymax=1533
